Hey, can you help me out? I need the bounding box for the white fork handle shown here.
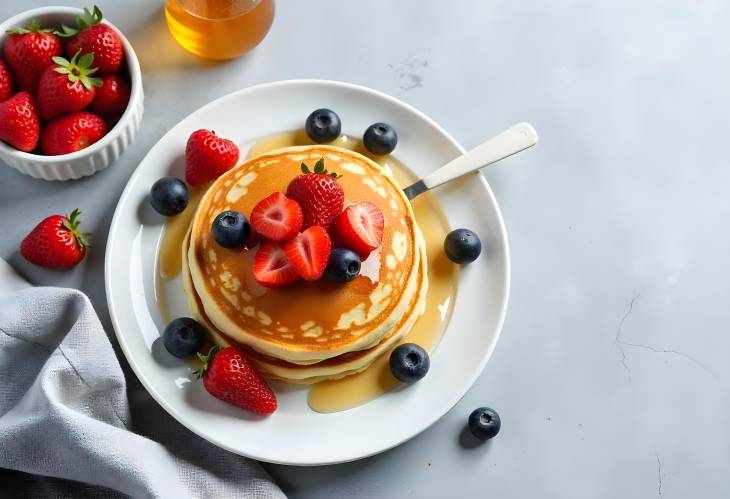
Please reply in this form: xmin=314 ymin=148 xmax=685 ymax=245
xmin=422 ymin=122 xmax=538 ymax=190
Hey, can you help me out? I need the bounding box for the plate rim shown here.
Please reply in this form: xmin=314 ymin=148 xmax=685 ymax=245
xmin=105 ymin=78 xmax=511 ymax=465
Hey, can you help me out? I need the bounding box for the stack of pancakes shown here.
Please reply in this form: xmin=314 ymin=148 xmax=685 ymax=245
xmin=182 ymin=145 xmax=428 ymax=383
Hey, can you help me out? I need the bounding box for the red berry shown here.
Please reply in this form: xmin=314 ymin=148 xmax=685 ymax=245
xmin=41 ymin=111 xmax=108 ymax=156
xmin=284 ymin=226 xmax=332 ymax=281
xmin=185 ymin=129 xmax=240 ymax=186
xmin=196 ymin=346 xmax=277 ymax=416
xmin=286 ymin=159 xmax=344 ymax=229
xmin=252 ymin=240 xmax=300 ymax=288
xmin=250 ymin=192 xmax=304 ymax=242
xmin=60 ymin=7 xmax=124 ymax=74
xmin=89 ymin=75 xmax=130 ymax=115
xmin=20 ymin=208 xmax=90 ymax=269
xmin=333 ymin=202 xmax=385 ymax=260
xmin=0 ymin=60 xmax=14 ymax=102
xmin=0 ymin=92 xmax=40 ymax=152
xmin=3 ymin=20 xmax=62 ymax=92
xmin=37 ymin=52 xmax=102 ymax=120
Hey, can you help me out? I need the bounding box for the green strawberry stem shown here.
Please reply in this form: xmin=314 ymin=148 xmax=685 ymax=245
xmin=55 ymin=5 xmax=103 ymax=38
xmin=52 ymin=50 xmax=102 ymax=90
xmin=62 ymin=209 xmax=92 ymax=248
xmin=300 ymin=158 xmax=342 ymax=178
xmin=6 ymin=19 xmax=53 ymax=35
xmin=194 ymin=345 xmax=220 ymax=379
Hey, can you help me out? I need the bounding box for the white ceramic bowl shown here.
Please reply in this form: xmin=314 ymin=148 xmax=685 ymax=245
xmin=0 ymin=6 xmax=144 ymax=181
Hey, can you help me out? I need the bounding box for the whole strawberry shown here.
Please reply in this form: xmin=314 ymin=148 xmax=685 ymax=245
xmin=89 ymin=75 xmax=130 ymax=115
xmin=0 ymin=92 xmax=40 ymax=152
xmin=195 ymin=346 xmax=277 ymax=416
xmin=286 ymin=158 xmax=344 ymax=229
xmin=20 ymin=209 xmax=91 ymax=269
xmin=0 ymin=60 xmax=14 ymax=102
xmin=42 ymin=111 xmax=108 ymax=156
xmin=37 ymin=51 xmax=102 ymax=120
xmin=185 ymin=129 xmax=240 ymax=186
xmin=57 ymin=6 xmax=124 ymax=74
xmin=3 ymin=19 xmax=62 ymax=92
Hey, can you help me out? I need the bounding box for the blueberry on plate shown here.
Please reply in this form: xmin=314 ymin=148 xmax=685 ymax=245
xmin=305 ymin=108 xmax=341 ymax=143
xmin=325 ymin=248 xmax=361 ymax=283
xmin=150 ymin=177 xmax=189 ymax=216
xmin=212 ymin=211 xmax=251 ymax=248
xmin=444 ymin=228 xmax=481 ymax=264
xmin=468 ymin=407 xmax=501 ymax=441
xmin=363 ymin=122 xmax=398 ymax=155
xmin=163 ymin=317 xmax=207 ymax=359
xmin=389 ymin=343 xmax=430 ymax=383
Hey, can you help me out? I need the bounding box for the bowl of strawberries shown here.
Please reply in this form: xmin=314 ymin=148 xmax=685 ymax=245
xmin=0 ymin=5 xmax=143 ymax=180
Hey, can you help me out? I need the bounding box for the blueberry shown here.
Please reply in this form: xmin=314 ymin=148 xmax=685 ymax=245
xmin=212 ymin=211 xmax=251 ymax=248
xmin=444 ymin=228 xmax=481 ymax=264
xmin=389 ymin=343 xmax=430 ymax=383
xmin=325 ymin=248 xmax=361 ymax=283
xmin=305 ymin=108 xmax=341 ymax=143
xmin=363 ymin=122 xmax=398 ymax=155
xmin=163 ymin=317 xmax=207 ymax=359
xmin=150 ymin=177 xmax=188 ymax=216
xmin=468 ymin=407 xmax=501 ymax=441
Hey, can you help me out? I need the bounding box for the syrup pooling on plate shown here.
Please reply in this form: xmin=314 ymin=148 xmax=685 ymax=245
xmin=243 ymin=130 xmax=459 ymax=413
xmin=159 ymin=184 xmax=210 ymax=280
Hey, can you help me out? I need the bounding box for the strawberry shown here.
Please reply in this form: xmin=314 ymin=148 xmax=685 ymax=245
xmin=286 ymin=158 xmax=344 ymax=229
xmin=250 ymin=192 xmax=303 ymax=242
xmin=195 ymin=346 xmax=277 ymax=416
xmin=333 ymin=202 xmax=385 ymax=260
xmin=0 ymin=92 xmax=40 ymax=152
xmin=57 ymin=6 xmax=124 ymax=74
xmin=20 ymin=209 xmax=91 ymax=269
xmin=41 ymin=111 xmax=108 ymax=156
xmin=3 ymin=20 xmax=62 ymax=92
xmin=185 ymin=129 xmax=240 ymax=186
xmin=253 ymin=241 xmax=300 ymax=288
xmin=283 ymin=226 xmax=332 ymax=281
xmin=89 ymin=75 xmax=130 ymax=115
xmin=0 ymin=60 xmax=14 ymax=102
xmin=37 ymin=51 xmax=102 ymax=120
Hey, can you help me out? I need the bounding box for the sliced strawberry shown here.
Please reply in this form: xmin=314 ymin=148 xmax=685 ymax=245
xmin=252 ymin=241 xmax=299 ymax=288
xmin=333 ymin=202 xmax=385 ymax=260
xmin=284 ymin=226 xmax=332 ymax=281
xmin=249 ymin=192 xmax=303 ymax=242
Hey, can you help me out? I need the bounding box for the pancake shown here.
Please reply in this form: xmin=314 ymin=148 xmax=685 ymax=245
xmin=182 ymin=228 xmax=428 ymax=383
xmin=187 ymin=145 xmax=426 ymax=363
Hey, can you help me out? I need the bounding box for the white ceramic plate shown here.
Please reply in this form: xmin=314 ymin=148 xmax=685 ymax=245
xmin=105 ymin=80 xmax=509 ymax=465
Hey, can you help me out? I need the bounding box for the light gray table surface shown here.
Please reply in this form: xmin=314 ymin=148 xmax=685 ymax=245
xmin=2 ymin=1 xmax=729 ymax=497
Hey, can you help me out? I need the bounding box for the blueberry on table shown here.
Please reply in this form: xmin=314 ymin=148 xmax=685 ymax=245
xmin=212 ymin=211 xmax=251 ymax=248
xmin=389 ymin=343 xmax=430 ymax=383
xmin=444 ymin=228 xmax=481 ymax=264
xmin=305 ymin=108 xmax=341 ymax=143
xmin=150 ymin=177 xmax=189 ymax=216
xmin=163 ymin=317 xmax=207 ymax=359
xmin=325 ymin=248 xmax=361 ymax=283
xmin=363 ymin=122 xmax=398 ymax=155
xmin=468 ymin=407 xmax=501 ymax=441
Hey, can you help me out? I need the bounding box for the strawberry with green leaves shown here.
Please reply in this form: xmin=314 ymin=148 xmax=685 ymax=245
xmin=286 ymin=158 xmax=344 ymax=229
xmin=195 ymin=346 xmax=277 ymax=416
xmin=3 ymin=19 xmax=62 ymax=91
xmin=57 ymin=6 xmax=124 ymax=74
xmin=20 ymin=209 xmax=91 ymax=268
xmin=37 ymin=51 xmax=102 ymax=120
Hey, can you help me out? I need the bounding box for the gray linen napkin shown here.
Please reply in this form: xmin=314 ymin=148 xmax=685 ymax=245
xmin=0 ymin=258 xmax=286 ymax=499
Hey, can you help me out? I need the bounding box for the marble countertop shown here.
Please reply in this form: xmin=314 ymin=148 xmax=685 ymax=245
xmin=1 ymin=1 xmax=728 ymax=497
